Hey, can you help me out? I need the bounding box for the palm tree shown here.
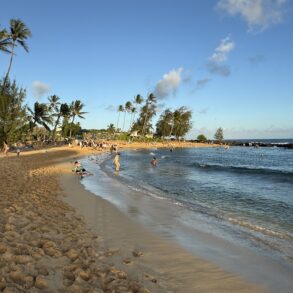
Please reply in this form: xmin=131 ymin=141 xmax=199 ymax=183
xmin=124 ymin=101 xmax=132 ymax=131
xmin=52 ymin=103 xmax=70 ymax=139
xmin=107 ymin=123 xmax=115 ymax=134
xmin=129 ymin=107 xmax=137 ymax=131
xmin=132 ymin=94 xmax=143 ymax=125
xmin=142 ymin=93 xmax=156 ymax=136
xmin=134 ymin=94 xmax=143 ymax=107
xmin=69 ymin=100 xmax=86 ymax=138
xmin=48 ymin=95 xmax=60 ymax=113
xmin=0 ymin=28 xmax=11 ymax=55
xmin=27 ymin=102 xmax=52 ymax=132
xmin=116 ymin=104 xmax=124 ymax=131
xmin=3 ymin=19 xmax=32 ymax=87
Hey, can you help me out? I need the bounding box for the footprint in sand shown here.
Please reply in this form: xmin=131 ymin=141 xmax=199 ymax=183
xmin=122 ymin=258 xmax=132 ymax=265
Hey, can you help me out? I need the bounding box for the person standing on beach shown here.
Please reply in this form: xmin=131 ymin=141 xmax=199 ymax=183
xmin=113 ymin=153 xmax=120 ymax=171
xmin=3 ymin=141 xmax=9 ymax=156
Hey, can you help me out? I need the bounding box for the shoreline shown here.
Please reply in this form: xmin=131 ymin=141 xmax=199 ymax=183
xmin=0 ymin=144 xmax=264 ymax=292
xmin=59 ymin=147 xmax=265 ymax=292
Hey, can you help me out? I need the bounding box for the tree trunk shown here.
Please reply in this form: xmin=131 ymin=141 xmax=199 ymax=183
xmin=142 ymin=110 xmax=149 ymax=136
xmin=52 ymin=114 xmax=61 ymax=140
xmin=3 ymin=42 xmax=15 ymax=90
xmin=122 ymin=112 xmax=126 ymax=131
xmin=69 ymin=115 xmax=75 ymax=138
xmin=116 ymin=112 xmax=120 ymax=131
xmin=169 ymin=116 xmax=174 ymax=137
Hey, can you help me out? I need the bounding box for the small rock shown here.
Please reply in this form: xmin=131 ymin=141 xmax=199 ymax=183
xmin=79 ymin=270 xmax=90 ymax=281
xmin=35 ymin=276 xmax=48 ymax=289
xmin=0 ymin=276 xmax=6 ymax=290
xmin=14 ymin=255 xmax=32 ymax=264
xmin=122 ymin=258 xmax=132 ymax=264
xmin=66 ymin=249 xmax=79 ymax=261
xmin=132 ymin=250 xmax=143 ymax=257
xmin=0 ymin=244 xmax=7 ymax=254
xmin=9 ymin=271 xmax=33 ymax=287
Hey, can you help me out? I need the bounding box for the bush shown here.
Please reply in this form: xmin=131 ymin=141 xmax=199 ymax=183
xmin=197 ymin=134 xmax=207 ymax=142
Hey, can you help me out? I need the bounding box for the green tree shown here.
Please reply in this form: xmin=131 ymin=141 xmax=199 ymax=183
xmin=3 ymin=19 xmax=32 ymax=88
xmin=172 ymin=107 xmax=192 ymax=139
xmin=129 ymin=107 xmax=136 ymax=131
xmin=107 ymin=123 xmax=115 ymax=134
xmin=156 ymin=108 xmax=174 ymax=137
xmin=69 ymin=100 xmax=86 ymax=138
xmin=62 ymin=119 xmax=82 ymax=138
xmin=0 ymin=28 xmax=12 ymax=55
xmin=197 ymin=134 xmax=207 ymax=142
xmin=52 ymin=103 xmax=70 ymax=139
xmin=0 ymin=79 xmax=27 ymax=146
xmin=124 ymin=101 xmax=133 ymax=131
xmin=141 ymin=93 xmax=156 ymax=135
xmin=27 ymin=102 xmax=52 ymax=132
xmin=130 ymin=94 xmax=143 ymax=131
xmin=214 ymin=127 xmax=224 ymax=142
xmin=48 ymin=95 xmax=60 ymax=113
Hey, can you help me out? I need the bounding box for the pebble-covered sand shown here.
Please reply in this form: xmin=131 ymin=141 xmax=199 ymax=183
xmin=0 ymin=148 xmax=154 ymax=293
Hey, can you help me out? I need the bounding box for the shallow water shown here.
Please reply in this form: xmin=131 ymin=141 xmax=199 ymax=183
xmin=80 ymin=147 xmax=293 ymax=292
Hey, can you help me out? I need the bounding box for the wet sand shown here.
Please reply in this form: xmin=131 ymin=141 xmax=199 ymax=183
xmin=0 ymin=144 xmax=264 ymax=292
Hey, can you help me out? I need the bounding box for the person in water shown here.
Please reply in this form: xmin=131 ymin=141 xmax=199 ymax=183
xmin=113 ymin=153 xmax=120 ymax=171
xmin=73 ymin=161 xmax=86 ymax=174
xmin=151 ymin=157 xmax=158 ymax=166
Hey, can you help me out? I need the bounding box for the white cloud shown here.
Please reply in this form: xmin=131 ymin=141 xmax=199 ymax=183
xmin=217 ymin=0 xmax=287 ymax=32
xmin=32 ymin=81 xmax=51 ymax=99
xmin=154 ymin=67 xmax=183 ymax=99
xmin=207 ymin=37 xmax=235 ymax=76
xmin=209 ymin=37 xmax=235 ymax=63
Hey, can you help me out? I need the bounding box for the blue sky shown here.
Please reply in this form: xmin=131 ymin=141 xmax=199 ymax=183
xmin=1 ymin=0 xmax=292 ymax=139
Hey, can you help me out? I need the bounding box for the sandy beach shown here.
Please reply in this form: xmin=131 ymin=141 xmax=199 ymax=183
xmin=0 ymin=143 xmax=264 ymax=292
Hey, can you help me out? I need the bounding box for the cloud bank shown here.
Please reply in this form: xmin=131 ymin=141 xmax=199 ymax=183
xmin=32 ymin=81 xmax=51 ymax=99
xmin=154 ymin=67 xmax=183 ymax=99
xmin=207 ymin=36 xmax=235 ymax=76
xmin=217 ymin=0 xmax=287 ymax=32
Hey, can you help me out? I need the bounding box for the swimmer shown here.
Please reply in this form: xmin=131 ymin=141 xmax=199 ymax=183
xmin=151 ymin=157 xmax=158 ymax=167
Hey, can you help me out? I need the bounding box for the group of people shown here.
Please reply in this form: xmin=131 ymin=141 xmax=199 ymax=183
xmin=72 ymin=144 xmax=161 ymax=178
xmin=113 ymin=153 xmax=158 ymax=172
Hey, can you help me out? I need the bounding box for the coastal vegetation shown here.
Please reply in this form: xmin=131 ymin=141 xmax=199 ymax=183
xmin=114 ymin=93 xmax=193 ymax=140
xmin=0 ymin=19 xmax=86 ymax=148
xmin=214 ymin=127 xmax=224 ymax=143
xmin=197 ymin=134 xmax=207 ymax=142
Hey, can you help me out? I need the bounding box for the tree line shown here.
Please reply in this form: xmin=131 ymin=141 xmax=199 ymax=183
xmin=0 ymin=19 xmax=87 ymax=146
xmin=113 ymin=93 xmax=193 ymax=139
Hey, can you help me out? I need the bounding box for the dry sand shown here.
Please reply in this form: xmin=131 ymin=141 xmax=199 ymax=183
xmin=0 ymin=143 xmax=264 ymax=292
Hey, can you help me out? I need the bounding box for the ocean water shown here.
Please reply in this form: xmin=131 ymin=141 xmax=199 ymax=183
xmin=81 ymin=146 xmax=293 ymax=291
